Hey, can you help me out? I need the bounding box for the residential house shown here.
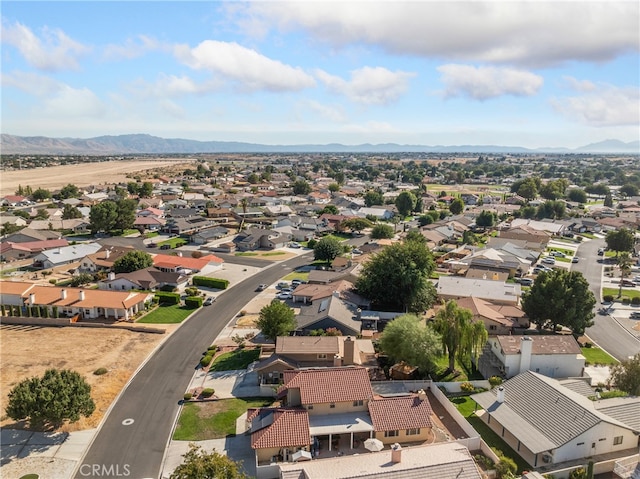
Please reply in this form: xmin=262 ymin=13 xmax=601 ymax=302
xmin=477 ymin=335 xmax=585 ymax=380
xmin=471 ymin=371 xmax=639 ymax=467
xmin=356 ymin=207 xmax=394 ymax=220
xmin=295 ymin=295 xmax=362 ymax=337
xmin=152 ymin=253 xmax=223 ymax=275
xmin=0 ymin=239 xmax=68 ymax=263
xmin=162 ymin=216 xmax=217 ymax=235
xmin=499 ymin=225 xmax=552 ymax=246
xmin=190 ymin=226 xmax=229 ymax=245
xmin=1 ymin=195 xmax=30 ymax=207
xmin=0 ymin=213 xmax=28 ymax=228
xmin=0 ymin=281 xmax=152 ymax=321
xmin=78 ymin=245 xmax=135 ymax=273
xmin=206 ymin=207 xmax=235 ymax=223
xmin=437 ymin=276 xmax=522 ymax=306
xmin=455 ymin=297 xmax=529 ymax=336
xmin=3 ymin=228 xmax=62 ymax=244
xmin=264 ymin=205 xmax=294 ymax=216
xmin=291 ymin=280 xmax=369 ymax=308
xmin=98 ymin=268 xmax=188 ymax=291
xmin=234 ymin=228 xmax=291 ymax=251
xmin=307 ymin=264 xmax=362 ymax=286
xmin=510 ymin=219 xmax=565 ymax=237
xmin=32 ymin=242 xmax=102 ymax=269
xmin=27 ymin=218 xmax=90 ymax=233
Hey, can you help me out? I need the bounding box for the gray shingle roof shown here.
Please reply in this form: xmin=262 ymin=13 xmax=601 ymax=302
xmin=595 ymin=396 xmax=640 ymax=431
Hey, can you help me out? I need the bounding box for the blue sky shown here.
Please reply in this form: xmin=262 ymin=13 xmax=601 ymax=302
xmin=2 ymin=1 xmax=639 ymax=148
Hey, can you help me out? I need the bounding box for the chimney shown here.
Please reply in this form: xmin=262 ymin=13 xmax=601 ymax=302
xmin=105 ymin=249 xmax=111 ymax=259
xmin=343 ymin=336 xmax=356 ymax=366
xmin=61 ymin=289 xmax=67 ymax=300
xmin=417 ymin=389 xmax=427 ymax=401
xmin=332 ymin=290 xmax=340 ymax=298
xmin=391 ymin=443 xmax=402 ymax=463
xmin=519 ymin=336 xmax=533 ymax=374
xmin=333 ymin=354 xmax=342 ymax=367
xmin=176 ymin=251 xmax=182 ymax=257
xmin=108 ymin=272 xmax=115 ymax=281
xmin=29 ymin=293 xmax=36 ymax=305
xmin=79 ymin=290 xmax=85 ymax=301
xmin=497 ymin=386 xmax=505 ymax=403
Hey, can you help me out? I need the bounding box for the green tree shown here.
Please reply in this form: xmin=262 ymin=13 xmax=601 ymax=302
xmin=35 ymin=209 xmax=49 ymax=219
xmin=89 ymin=201 xmax=118 ymax=234
xmin=113 ymin=250 xmax=154 ymax=273
xmin=328 ymin=183 xmax=340 ymax=193
xmin=418 ymin=214 xmax=434 ymax=226
xmin=317 ymin=205 xmax=339 ymax=216
xmin=449 ymin=197 xmax=464 ymax=215
xmin=313 ymin=236 xmax=342 ymax=265
xmin=139 ymin=182 xmax=154 ymax=198
xmin=257 ymin=299 xmax=296 ymax=342
xmin=6 ymin=369 xmax=95 ymax=428
xmin=609 ymin=353 xmax=640 ymax=395
xmin=247 ymin=173 xmax=260 ymax=184
xmin=395 ymin=191 xmax=417 ymax=217
xmin=517 ymin=178 xmax=538 ymax=201
xmin=475 ymin=210 xmax=497 ymax=228
xmin=617 ymin=251 xmax=633 ymax=298
xmin=363 ymin=189 xmax=384 ymax=207
xmin=32 ymin=188 xmax=52 ymax=201
xmin=379 ymin=314 xmax=441 ymax=377
xmin=370 ymin=223 xmax=394 ymax=239
xmin=619 ymin=183 xmax=639 ymax=197
xmin=71 ymin=273 xmax=94 ymax=287
xmin=566 ymin=188 xmax=588 ymax=204
xmin=170 ymin=443 xmax=250 ymax=479
xmin=404 ymin=229 xmax=426 ymax=244
xmin=340 ymin=217 xmax=372 ymax=233
xmin=292 ymin=180 xmax=312 ymax=195
xmin=114 ymin=198 xmax=137 ymax=232
xmin=356 ymin=240 xmax=436 ymax=312
xmin=521 ymin=269 xmax=596 ymax=334
xmin=58 ymin=183 xmax=81 ymax=199
xmin=605 ymin=228 xmax=635 ymax=257
xmin=432 ymin=300 xmax=487 ymax=373
xmin=603 ymin=192 xmax=614 ymax=207
xmin=62 ymin=204 xmax=83 ymax=219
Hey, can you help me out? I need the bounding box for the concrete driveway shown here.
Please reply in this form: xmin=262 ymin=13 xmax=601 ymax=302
xmin=189 ymin=363 xmax=263 ymax=399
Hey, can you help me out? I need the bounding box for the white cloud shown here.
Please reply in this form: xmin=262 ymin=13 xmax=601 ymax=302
xmin=103 ymin=35 xmax=162 ymax=61
xmin=1 ymin=70 xmax=59 ymax=96
xmin=562 ymin=76 xmax=597 ymax=93
xmin=304 ymin=100 xmax=348 ymax=123
xmin=551 ymin=83 xmax=639 ymax=127
xmin=1 ymin=20 xmax=90 ymax=71
xmin=234 ymin=2 xmax=639 ymax=67
xmin=173 ymin=40 xmax=315 ymax=92
xmin=315 ymin=66 xmax=414 ymax=105
xmin=437 ymin=64 xmax=543 ymax=100
xmin=43 ymin=85 xmax=106 ymax=118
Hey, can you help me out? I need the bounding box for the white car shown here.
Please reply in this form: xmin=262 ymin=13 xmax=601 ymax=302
xmin=276 ymin=292 xmax=292 ymax=300
xmin=542 ymin=257 xmax=556 ymax=265
xmin=289 ymin=242 xmax=301 ymax=248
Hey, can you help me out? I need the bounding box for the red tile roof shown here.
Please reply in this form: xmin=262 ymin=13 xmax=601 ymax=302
xmin=152 ymin=253 xmax=223 ymax=270
xmin=368 ymin=395 xmax=433 ymax=432
xmin=251 ymin=408 xmax=311 ymax=449
xmin=279 ymin=367 xmax=373 ymax=404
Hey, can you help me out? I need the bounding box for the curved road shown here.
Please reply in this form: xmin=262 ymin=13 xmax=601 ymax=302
xmin=74 ymin=252 xmax=313 ymax=479
xmin=574 ymin=238 xmax=639 ymax=361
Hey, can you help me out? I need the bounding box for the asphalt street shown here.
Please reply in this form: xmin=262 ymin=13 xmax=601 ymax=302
xmin=74 ymin=251 xmax=313 ymax=479
xmin=576 ymin=237 xmax=640 ymax=361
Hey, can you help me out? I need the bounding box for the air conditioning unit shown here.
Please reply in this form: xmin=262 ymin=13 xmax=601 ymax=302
xmin=542 ymin=454 xmax=552 ymax=464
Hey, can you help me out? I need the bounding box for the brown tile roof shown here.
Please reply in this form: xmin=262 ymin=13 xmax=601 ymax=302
xmin=0 ymin=281 xmax=36 ymax=295
xmin=152 ymin=253 xmax=223 ymax=269
xmin=368 ymin=395 xmax=433 ymax=432
xmin=496 ymin=335 xmax=582 ymax=355
xmin=251 ymin=408 xmax=311 ymax=449
xmin=455 ymin=296 xmax=514 ymax=327
xmin=275 ymin=336 xmax=341 ymax=355
xmin=280 ymin=367 xmax=373 ymax=404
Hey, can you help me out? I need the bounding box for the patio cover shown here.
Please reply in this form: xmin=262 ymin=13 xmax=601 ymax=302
xmin=308 ymin=412 xmax=374 ymax=436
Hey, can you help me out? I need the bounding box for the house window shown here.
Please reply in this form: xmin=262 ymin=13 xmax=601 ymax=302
xmin=384 ymin=430 xmax=398 ymax=438
xmin=108 ymin=284 xmax=112 ymax=289
xmin=614 ymin=436 xmax=623 ymax=445
xmin=307 ymin=405 xmax=313 ymax=410
xmin=353 ymin=400 xmax=363 ymax=407
xmin=599 ymin=438 xmax=606 ymax=442
xmin=489 ymin=325 xmax=497 ymax=331
xmin=329 ymin=403 xmax=335 ymax=409
xmin=577 ymin=442 xmax=584 ymax=446
xmin=317 ymin=354 xmax=327 ymax=359
xmin=406 ymin=428 xmax=421 ymax=436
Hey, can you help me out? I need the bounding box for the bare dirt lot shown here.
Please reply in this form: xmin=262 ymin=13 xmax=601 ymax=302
xmin=0 ymin=324 xmax=177 ymax=432
xmin=0 ymin=160 xmax=193 ymax=196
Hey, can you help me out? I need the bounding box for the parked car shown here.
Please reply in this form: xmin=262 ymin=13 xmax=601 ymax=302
xmin=542 ymin=257 xmax=556 ymax=265
xmin=289 ymin=242 xmax=301 ymax=248
xmin=550 ymin=251 xmax=566 ymax=258
xmin=630 ymin=312 xmax=640 ymax=320
xmin=203 ymin=296 xmax=215 ymax=306
xmin=256 ymin=284 xmax=267 ymax=292
xmin=291 ymin=279 xmax=303 ymax=287
xmin=621 ymin=279 xmax=637 ymax=287
xmin=276 ymin=282 xmax=289 ymax=290
xmin=279 ymin=288 xmax=294 ymax=294
xmin=519 ymin=278 xmax=534 ymax=286
xmin=597 ymin=248 xmax=605 ymax=256
xmin=571 ymin=257 xmax=580 ymax=263
xmin=276 ymin=292 xmax=292 ymax=300
xmin=352 ymin=248 xmax=363 ymax=255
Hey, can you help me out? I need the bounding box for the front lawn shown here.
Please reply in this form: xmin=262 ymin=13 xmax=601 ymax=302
xmin=174 ymin=397 xmax=273 ymax=440
xmin=452 ymin=395 xmax=529 ymax=473
xmin=432 ymin=356 xmax=484 ymax=382
xmin=209 ymin=348 xmax=260 ymax=371
xmin=581 ymin=347 xmax=618 ymax=366
xmin=235 ymin=252 xmax=259 ymax=256
xmin=137 ymin=304 xmax=195 ymax=323
xmin=602 ymin=287 xmax=640 ymax=301
xmin=157 ymin=237 xmax=187 ymax=248
xmin=283 ymin=272 xmax=310 ymax=282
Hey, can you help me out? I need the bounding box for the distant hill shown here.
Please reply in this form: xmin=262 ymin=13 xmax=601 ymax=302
xmin=1 ymin=133 xmax=638 ymax=155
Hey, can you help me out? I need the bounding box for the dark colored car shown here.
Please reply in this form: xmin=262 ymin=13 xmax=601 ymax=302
xmin=256 ymin=284 xmax=267 ymax=292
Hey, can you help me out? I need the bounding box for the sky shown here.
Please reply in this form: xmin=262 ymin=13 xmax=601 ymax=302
xmin=1 ymin=1 xmax=639 ymax=149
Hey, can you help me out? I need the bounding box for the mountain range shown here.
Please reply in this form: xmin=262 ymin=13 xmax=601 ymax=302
xmin=1 ymin=133 xmax=638 ymax=155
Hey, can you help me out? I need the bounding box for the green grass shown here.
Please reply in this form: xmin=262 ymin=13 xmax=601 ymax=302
xmin=604 ymin=251 xmax=617 ymax=258
xmin=144 ymin=231 xmax=159 ymax=238
xmin=432 ymin=356 xmax=484 ymax=382
xmin=158 ymin=237 xmax=187 ymax=248
xmin=452 ymin=396 xmax=529 ymax=473
xmin=581 ymin=347 xmax=618 ymax=366
xmin=235 ymin=252 xmax=259 ymax=256
xmin=262 ymin=251 xmax=286 ymax=256
xmin=174 ymin=397 xmax=273 ymax=440
xmin=209 ymin=349 xmax=260 ymax=371
xmin=547 ymin=247 xmax=574 ymax=256
xmin=121 ymin=229 xmax=138 ymax=236
xmin=579 ymin=232 xmax=597 ymax=239
xmin=555 ymin=256 xmax=571 ymax=263
xmin=137 ymin=304 xmax=195 ymax=323
xmin=283 ymin=272 xmax=310 ymax=281
xmin=602 ymin=287 xmax=640 ymax=301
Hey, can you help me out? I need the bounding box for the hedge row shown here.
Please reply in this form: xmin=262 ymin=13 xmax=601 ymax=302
xmin=155 ymin=292 xmax=180 ymax=305
xmin=192 ymin=276 xmax=229 ymax=290
xmin=185 ymin=296 xmax=203 ymax=309
xmin=1 ymin=304 xmax=59 ymax=318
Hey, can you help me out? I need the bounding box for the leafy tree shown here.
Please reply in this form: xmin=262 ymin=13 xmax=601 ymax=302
xmin=585 ymin=183 xmax=610 ymax=197
xmin=521 ymin=269 xmax=595 ymax=334
xmin=138 ymin=182 xmax=154 ymax=198
xmin=404 ymin=229 xmax=426 ymax=244
xmin=317 ymin=205 xmax=339 ymax=215
xmin=127 ymin=182 xmax=139 ymax=194
xmin=609 ymin=353 xmax=640 ymax=395
xmin=617 ymin=252 xmax=633 ymax=298
xmin=170 ymin=444 xmax=250 ymax=479
xmin=340 ymin=217 xmax=372 ymax=233
xmin=475 ymin=210 xmax=497 ymax=228
xmin=257 ymin=300 xmax=296 ymax=342
xmin=113 ymin=250 xmax=154 ymax=273
xmin=418 ymin=214 xmax=434 ymax=226
xmin=536 ymin=200 xmax=566 ymax=219
xmin=114 ymin=198 xmax=137 ymax=232
xmin=1 ymin=222 xmax=23 ymax=235
xmin=313 ymin=236 xmax=342 ymax=265
xmin=395 ymin=191 xmax=417 ymax=217
xmin=432 ymin=300 xmax=487 ymax=373
xmin=71 ymin=273 xmax=94 ymax=287
xmin=32 ymin=188 xmax=52 ymax=201
xmin=58 ymin=183 xmax=81 ymax=199
xmin=328 ymin=183 xmax=340 ymax=193
xmin=356 ymin=240 xmax=436 ymax=312
xmin=449 ymin=197 xmax=464 ymax=215
xmin=35 ymin=209 xmax=49 ymax=219
xmin=6 ymin=369 xmax=95 ymax=428
xmin=89 ymin=200 xmax=118 ymax=234
xmin=619 ymin=183 xmax=639 ymax=197
xmin=566 ymin=188 xmax=588 ymax=204
xmin=517 ymin=178 xmax=538 ymax=201
xmin=62 ymin=204 xmax=83 ymax=219
xmin=292 ymin=180 xmax=311 ymax=195
xmin=247 ymin=173 xmax=260 ymax=184
xmin=370 ymin=223 xmax=394 ymax=239
xmin=603 ymin=192 xmax=614 ymax=207
xmin=363 ymin=189 xmax=384 ymax=207
xmin=379 ymin=314 xmax=441 ymax=377
xmin=605 ymin=228 xmax=635 ymax=257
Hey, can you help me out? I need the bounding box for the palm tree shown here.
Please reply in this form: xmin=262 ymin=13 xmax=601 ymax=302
xmin=239 ymin=198 xmax=248 ymax=231
xmin=617 ymin=251 xmax=633 ymax=298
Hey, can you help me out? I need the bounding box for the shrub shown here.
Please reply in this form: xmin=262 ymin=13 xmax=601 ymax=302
xmin=200 ymin=354 xmax=213 ymax=368
xmin=183 ymin=393 xmax=193 ymax=401
xmin=489 ymin=376 xmax=503 ymax=387
xmin=460 ymin=382 xmax=475 ymax=393
xmin=0 ymin=305 xmax=5 ymax=316
xmin=49 ymin=279 xmax=57 ymax=285
xmin=207 ymin=345 xmax=218 ymax=352
xmin=201 ymin=388 xmax=215 ymax=398
xmin=631 ymin=297 xmax=640 ymax=305
xmin=155 ymin=292 xmax=180 ymax=305
xmin=603 ymin=294 xmax=614 ymax=302
xmin=307 ymin=239 xmax=317 ymax=249
xmin=192 ymin=276 xmax=229 ymax=290
xmin=93 ymin=368 xmax=108 ymax=376
xmin=622 ymin=297 xmax=630 ymax=304
xmin=495 ymin=456 xmax=517 ymax=479
xmin=583 ymin=342 xmax=593 ymax=348
xmin=184 ymin=296 xmax=203 ymax=309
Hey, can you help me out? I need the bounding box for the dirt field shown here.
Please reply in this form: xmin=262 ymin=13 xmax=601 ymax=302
xmin=0 ymin=160 xmax=193 ymax=196
xmin=0 ymin=323 xmax=177 ymax=432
